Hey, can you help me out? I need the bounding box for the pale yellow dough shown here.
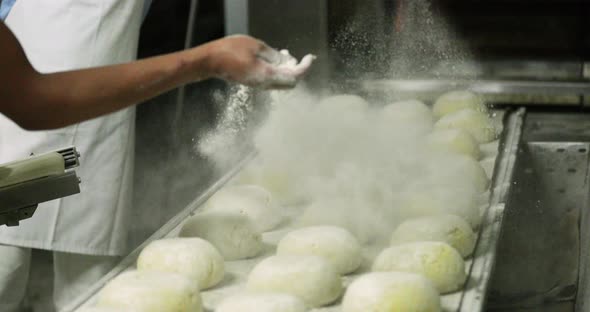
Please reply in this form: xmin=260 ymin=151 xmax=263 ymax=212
xmin=342 ymin=272 xmax=441 ymax=312
xmin=96 ymin=270 xmax=202 ymax=312
xmin=373 ymin=242 xmax=466 ymax=294
xmin=391 ymin=215 xmax=476 ymax=257
xmin=137 ymin=237 xmax=224 ymax=289
xmin=433 ymin=90 xmax=487 ymax=118
xmin=247 ymin=255 xmax=343 ymax=308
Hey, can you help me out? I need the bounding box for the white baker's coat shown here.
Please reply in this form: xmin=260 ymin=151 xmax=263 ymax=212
xmin=0 ymin=0 xmax=144 ymax=256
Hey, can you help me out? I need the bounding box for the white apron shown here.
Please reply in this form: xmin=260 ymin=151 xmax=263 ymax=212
xmin=0 ymin=0 xmax=144 ymax=256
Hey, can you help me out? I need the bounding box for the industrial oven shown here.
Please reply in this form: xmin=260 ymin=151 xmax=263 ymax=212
xmin=66 ymin=1 xmax=590 ymax=311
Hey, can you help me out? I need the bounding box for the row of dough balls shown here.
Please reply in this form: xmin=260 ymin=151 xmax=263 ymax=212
xmin=89 ymin=208 xmax=475 ymax=311
xmin=316 ymin=91 xmax=495 ymax=160
xmin=342 ymin=215 xmax=475 ymax=311
xmin=90 ymin=182 xmax=302 ymax=312
xmin=382 ymin=91 xmax=496 ymax=157
xmin=218 ymin=226 xmax=363 ymax=310
xmin=86 ymin=238 xmax=225 ymax=312
xmin=239 ymin=91 xmax=495 ymax=208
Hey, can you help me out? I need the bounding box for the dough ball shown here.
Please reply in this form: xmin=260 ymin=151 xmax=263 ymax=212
xmin=247 ymin=255 xmax=343 ymax=307
xmin=317 ymin=94 xmax=369 ymax=113
xmin=215 ymin=292 xmax=306 ymax=312
xmin=180 ymin=212 xmax=263 ymax=260
xmin=137 ymin=238 xmax=224 ymax=289
xmin=434 ymin=109 xmax=497 ymax=143
xmin=204 ymin=185 xmax=283 ymax=232
xmin=296 ymin=199 xmax=372 ymax=244
xmin=391 ymin=215 xmax=476 ymax=258
xmin=342 ymin=272 xmax=441 ymax=312
xmin=427 ymin=129 xmax=481 ymax=160
xmin=433 ymin=90 xmax=486 ymax=118
xmin=426 ymin=153 xmax=490 ymax=194
xmin=380 ymin=100 xmax=434 ymax=135
xmin=372 ymin=242 xmax=467 ymax=293
xmin=96 ymin=270 xmax=202 ymax=312
xmin=382 ymin=100 xmax=433 ymax=122
xmin=398 ymin=185 xmax=482 ymax=229
xmin=277 ymin=226 xmax=362 ymax=274
xmin=236 ymin=164 xmax=304 ymax=206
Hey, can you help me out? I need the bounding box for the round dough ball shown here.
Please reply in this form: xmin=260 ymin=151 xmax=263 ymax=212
xmin=342 ymin=272 xmax=441 ymax=312
xmin=247 ymin=255 xmax=343 ymax=307
xmin=296 ymin=199 xmax=372 ymax=244
xmin=433 ymin=90 xmax=486 ymax=118
xmin=317 ymin=94 xmax=369 ymax=113
xmin=204 ymin=185 xmax=283 ymax=232
xmin=137 ymin=238 xmax=224 ymax=289
xmin=236 ymin=164 xmax=304 ymax=206
xmin=434 ymin=109 xmax=497 ymax=143
xmin=180 ymin=212 xmax=264 ymax=260
xmin=372 ymin=242 xmax=467 ymax=294
xmin=398 ymin=185 xmax=482 ymax=229
xmin=391 ymin=215 xmax=476 ymax=257
xmin=427 ymin=129 xmax=481 ymax=160
xmin=96 ymin=270 xmax=202 ymax=312
xmin=277 ymin=226 xmax=362 ymax=274
xmin=215 ymin=292 xmax=306 ymax=312
xmin=426 ymin=153 xmax=490 ymax=194
xmin=380 ymin=100 xmax=434 ymax=133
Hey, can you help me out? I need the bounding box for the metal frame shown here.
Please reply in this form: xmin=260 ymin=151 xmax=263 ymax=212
xmin=459 ymin=108 xmax=525 ymax=311
xmin=361 ymin=79 xmax=590 ymax=97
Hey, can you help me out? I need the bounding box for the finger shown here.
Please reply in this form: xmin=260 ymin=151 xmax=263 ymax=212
xmin=279 ymin=50 xmax=298 ymax=67
xmin=291 ymin=54 xmax=317 ymax=77
xmin=256 ymin=44 xmax=283 ymax=65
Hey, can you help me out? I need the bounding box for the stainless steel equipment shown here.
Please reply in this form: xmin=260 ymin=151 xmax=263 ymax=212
xmin=0 ymin=147 xmax=81 ymax=226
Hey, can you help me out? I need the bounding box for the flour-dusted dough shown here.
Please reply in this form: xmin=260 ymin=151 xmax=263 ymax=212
xmin=136 ymin=238 xmax=224 ymax=289
xmin=380 ymin=100 xmax=434 ymax=135
xmin=204 ymin=185 xmax=283 ymax=232
xmin=391 ymin=215 xmax=476 ymax=258
xmin=317 ymin=94 xmax=369 ymax=113
xmin=277 ymin=225 xmax=362 ymax=274
xmin=434 ymin=109 xmax=497 ymax=143
xmin=215 ymin=292 xmax=306 ymax=312
xmin=342 ymin=272 xmax=441 ymax=312
xmin=96 ymin=270 xmax=202 ymax=312
xmin=426 ymin=153 xmax=490 ymax=194
xmin=235 ymin=163 xmax=305 ymax=207
xmin=398 ymin=185 xmax=482 ymax=229
xmin=373 ymin=242 xmax=467 ymax=294
xmin=180 ymin=212 xmax=263 ymax=261
xmin=427 ymin=129 xmax=481 ymax=160
xmin=247 ymin=255 xmax=343 ymax=307
xmin=433 ymin=90 xmax=487 ymax=118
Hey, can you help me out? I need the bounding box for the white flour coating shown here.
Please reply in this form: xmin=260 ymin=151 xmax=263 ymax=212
xmin=237 ymin=90 xmax=492 ymax=245
xmin=198 ymin=84 xmax=254 ymax=169
xmin=372 ymin=241 xmax=467 ymax=294
xmin=197 ymin=50 xmax=315 ymax=169
xmin=180 ymin=212 xmax=264 ymax=261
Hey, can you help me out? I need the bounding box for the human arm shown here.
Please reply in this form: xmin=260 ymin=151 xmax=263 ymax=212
xmin=0 ymin=21 xmax=313 ymax=130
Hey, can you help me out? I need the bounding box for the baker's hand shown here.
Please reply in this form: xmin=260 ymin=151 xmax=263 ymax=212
xmin=203 ymin=35 xmax=315 ymax=89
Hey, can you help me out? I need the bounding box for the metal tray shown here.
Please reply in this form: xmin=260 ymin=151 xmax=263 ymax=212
xmin=64 ymin=108 xmax=525 ymax=312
